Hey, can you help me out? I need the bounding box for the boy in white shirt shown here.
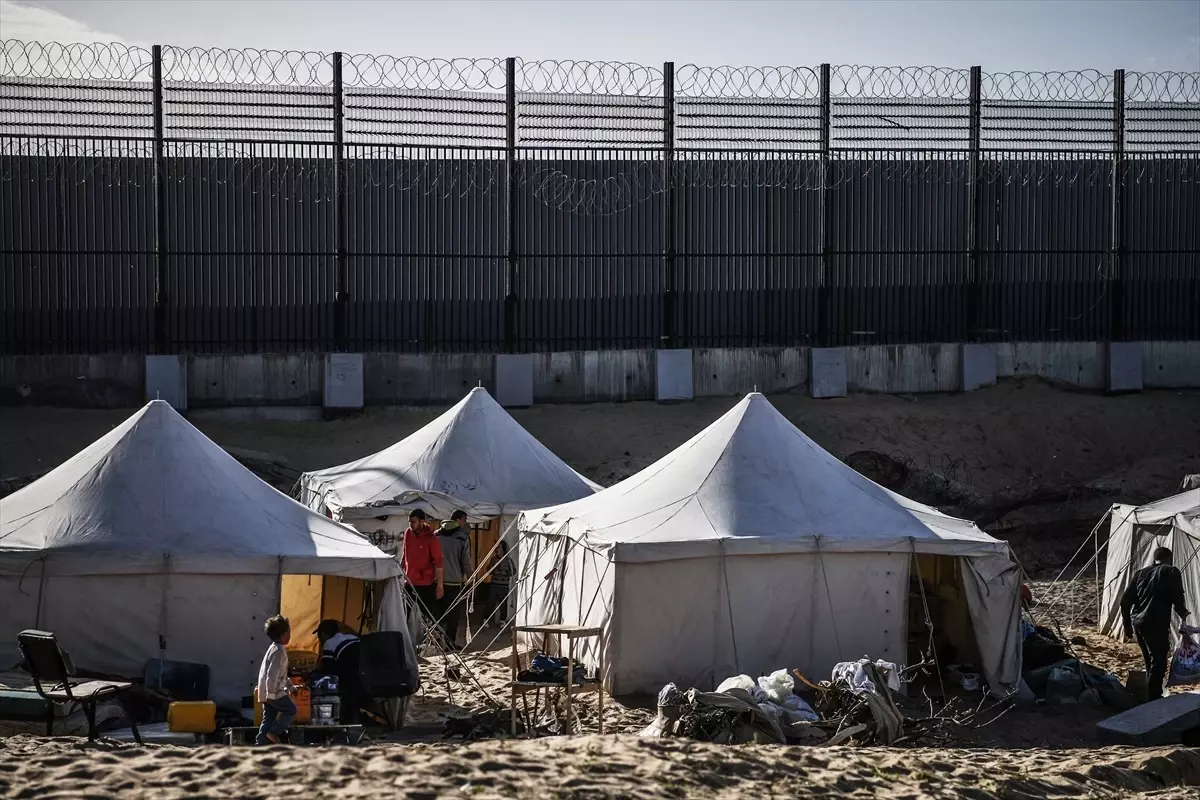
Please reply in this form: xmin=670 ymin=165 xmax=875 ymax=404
xmin=255 ymin=615 xmax=298 ymax=745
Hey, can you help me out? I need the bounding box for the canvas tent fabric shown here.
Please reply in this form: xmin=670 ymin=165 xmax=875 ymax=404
xmin=517 ymin=393 xmax=1021 ymax=696
xmin=299 ymin=387 xmax=599 ymax=523
xmin=1099 ymin=489 xmax=1200 ymax=639
xmin=0 ymin=400 xmax=401 ymax=704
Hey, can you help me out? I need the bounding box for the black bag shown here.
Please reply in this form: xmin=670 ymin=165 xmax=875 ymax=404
xmin=358 ymin=631 xmax=417 ymax=698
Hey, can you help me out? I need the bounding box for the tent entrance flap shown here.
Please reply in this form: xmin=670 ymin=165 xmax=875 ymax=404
xmin=281 ymin=575 xmax=371 ymax=653
xmin=907 ymin=554 xmax=981 ymax=677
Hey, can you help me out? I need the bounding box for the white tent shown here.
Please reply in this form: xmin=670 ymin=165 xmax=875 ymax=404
xmin=299 ymin=387 xmax=599 ymax=525
xmin=1099 ymin=488 xmax=1200 ymax=639
xmin=517 ymin=393 xmax=1022 ymax=696
xmin=0 ymin=400 xmax=401 ymax=704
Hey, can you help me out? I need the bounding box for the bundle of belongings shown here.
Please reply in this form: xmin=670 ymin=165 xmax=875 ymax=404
xmin=1168 ymin=626 xmax=1200 ymax=687
xmin=516 ymin=653 xmax=593 ymax=685
xmin=1020 ymin=619 xmax=1069 ymax=672
xmin=640 ymin=659 xmax=904 ymax=746
xmin=1022 ymin=658 xmax=1137 ymax=710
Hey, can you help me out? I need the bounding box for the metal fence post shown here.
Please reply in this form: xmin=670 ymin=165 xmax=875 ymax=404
xmin=662 ymin=62 xmax=676 ymax=349
xmin=817 ymin=63 xmax=831 ymax=346
xmin=332 ymin=52 xmax=348 ymax=351
xmin=505 ymin=57 xmax=518 ymax=353
xmin=967 ymin=66 xmax=982 ymax=341
xmin=151 ymin=45 xmax=167 ymax=353
xmin=1110 ymin=69 xmax=1126 ymax=341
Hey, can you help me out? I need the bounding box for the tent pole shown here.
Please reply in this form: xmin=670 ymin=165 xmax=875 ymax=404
xmin=719 ymin=539 xmax=740 ymax=674
xmin=1094 ymin=519 xmax=1101 ymax=626
xmin=34 ymin=557 xmax=48 ymax=628
xmin=910 ymin=540 xmax=947 ymax=705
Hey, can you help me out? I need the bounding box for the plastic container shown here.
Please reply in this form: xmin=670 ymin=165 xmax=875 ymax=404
xmin=310 ymin=691 xmax=341 ymax=726
xmin=167 ymin=700 xmax=216 ymax=733
xmin=253 ymin=676 xmax=311 ymax=726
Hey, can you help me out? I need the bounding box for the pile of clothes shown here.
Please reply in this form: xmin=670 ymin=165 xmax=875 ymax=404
xmin=640 ymin=659 xmax=906 ymax=746
xmin=516 ymin=653 xmax=592 ymax=685
xmin=1021 ymin=658 xmax=1137 ymax=710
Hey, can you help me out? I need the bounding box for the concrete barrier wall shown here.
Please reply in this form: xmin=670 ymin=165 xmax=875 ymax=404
xmin=188 ymin=354 xmax=323 ymax=407
xmin=846 ymin=344 xmax=960 ymax=394
xmin=995 ymin=342 xmax=1106 ymax=389
xmin=533 ymin=350 xmax=655 ymax=403
xmin=2 ymin=342 xmax=1196 ymax=408
xmin=0 ymin=354 xmax=144 ymax=407
xmin=693 ymin=348 xmax=809 ymax=397
xmin=363 ymin=353 xmax=494 ymax=405
xmin=1143 ymin=341 xmax=1200 ymax=389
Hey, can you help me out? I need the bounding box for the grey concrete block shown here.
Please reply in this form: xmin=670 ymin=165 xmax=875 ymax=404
xmin=324 ymin=353 xmax=364 ymax=409
xmin=996 ymin=342 xmax=1105 ymax=390
xmin=145 ymin=355 xmax=187 ymax=410
xmin=364 ymin=353 xmax=492 ymax=405
xmin=810 ymin=348 xmax=847 ymax=399
xmin=693 ymin=348 xmax=809 ymax=397
xmin=1096 ymin=692 xmax=1200 ymax=746
xmin=1107 ymin=342 xmax=1143 ymax=393
xmin=0 ymin=355 xmax=144 ymax=408
xmin=188 ymin=354 xmax=323 ymax=407
xmin=533 ymin=350 xmax=655 ymax=403
xmin=655 ymin=349 xmax=694 ymax=402
xmin=495 ymin=353 xmax=534 ymax=407
xmin=960 ymin=344 xmax=997 ymax=392
xmin=1142 ymin=341 xmax=1200 ymax=389
xmin=847 ymin=344 xmax=958 ymax=394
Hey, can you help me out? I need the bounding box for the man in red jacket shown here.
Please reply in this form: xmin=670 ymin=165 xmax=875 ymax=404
xmin=402 ymin=509 xmax=444 ymax=640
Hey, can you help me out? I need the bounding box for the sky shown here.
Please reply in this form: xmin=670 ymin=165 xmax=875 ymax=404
xmin=0 ymin=0 xmax=1198 ymax=72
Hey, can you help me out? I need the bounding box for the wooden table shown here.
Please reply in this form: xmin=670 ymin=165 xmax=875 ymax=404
xmin=510 ymin=624 xmax=604 ymax=736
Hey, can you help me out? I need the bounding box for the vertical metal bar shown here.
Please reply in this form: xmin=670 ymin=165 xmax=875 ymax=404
xmin=332 ymin=52 xmax=348 ymax=351
xmin=662 ymin=62 xmax=676 ymax=349
xmin=152 ymin=45 xmax=167 ymax=353
xmin=504 ymin=57 xmax=518 ymax=353
xmin=1109 ymin=69 xmax=1125 ymax=341
xmin=967 ymin=66 xmax=982 ymax=341
xmin=817 ymin=63 xmax=831 ymax=346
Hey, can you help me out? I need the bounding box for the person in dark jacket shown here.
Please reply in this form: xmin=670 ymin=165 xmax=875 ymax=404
xmin=1121 ymin=546 xmax=1191 ymax=701
xmin=313 ymin=619 xmax=367 ymax=724
xmin=437 ymin=510 xmax=475 ymax=648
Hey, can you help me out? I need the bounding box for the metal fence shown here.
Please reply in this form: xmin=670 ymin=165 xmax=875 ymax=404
xmin=1 ymin=41 xmax=1198 ymax=355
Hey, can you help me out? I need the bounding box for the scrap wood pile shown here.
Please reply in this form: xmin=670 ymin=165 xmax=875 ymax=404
xmin=642 ymin=657 xmax=1012 ymax=747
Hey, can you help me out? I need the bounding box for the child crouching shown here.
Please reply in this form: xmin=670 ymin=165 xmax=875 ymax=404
xmin=256 ymin=615 xmax=298 ymax=745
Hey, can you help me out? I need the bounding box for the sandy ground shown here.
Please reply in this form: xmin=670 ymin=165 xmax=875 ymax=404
xmin=3 ymin=733 xmax=1200 ymax=799
xmin=3 ymin=380 xmax=1199 ymax=797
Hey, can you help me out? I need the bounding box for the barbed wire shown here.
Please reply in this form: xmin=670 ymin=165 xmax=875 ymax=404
xmin=161 ymin=46 xmax=332 ymax=85
xmin=675 ymin=65 xmax=820 ymax=99
xmin=4 ymin=40 xmax=1198 ymax=105
xmin=0 ymin=40 xmax=152 ymax=81
xmin=1126 ymin=71 xmax=1200 ymax=104
xmin=516 ymin=59 xmax=663 ymax=96
xmin=833 ymin=66 xmax=971 ymax=99
xmin=981 ymin=70 xmax=1114 ymax=102
xmin=345 ymin=55 xmax=505 ymax=91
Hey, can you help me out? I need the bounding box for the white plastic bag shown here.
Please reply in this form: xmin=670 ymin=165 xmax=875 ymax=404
xmin=1168 ymin=630 xmax=1200 ymax=687
xmin=716 ymin=674 xmax=756 ymax=694
xmin=756 ymin=669 xmax=795 ymax=704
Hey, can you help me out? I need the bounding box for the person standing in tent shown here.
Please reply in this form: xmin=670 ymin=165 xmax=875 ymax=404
xmin=1121 ymin=546 xmax=1191 ymax=701
xmin=402 ymin=509 xmax=444 ymax=642
xmin=438 ymin=510 xmax=475 ymax=648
